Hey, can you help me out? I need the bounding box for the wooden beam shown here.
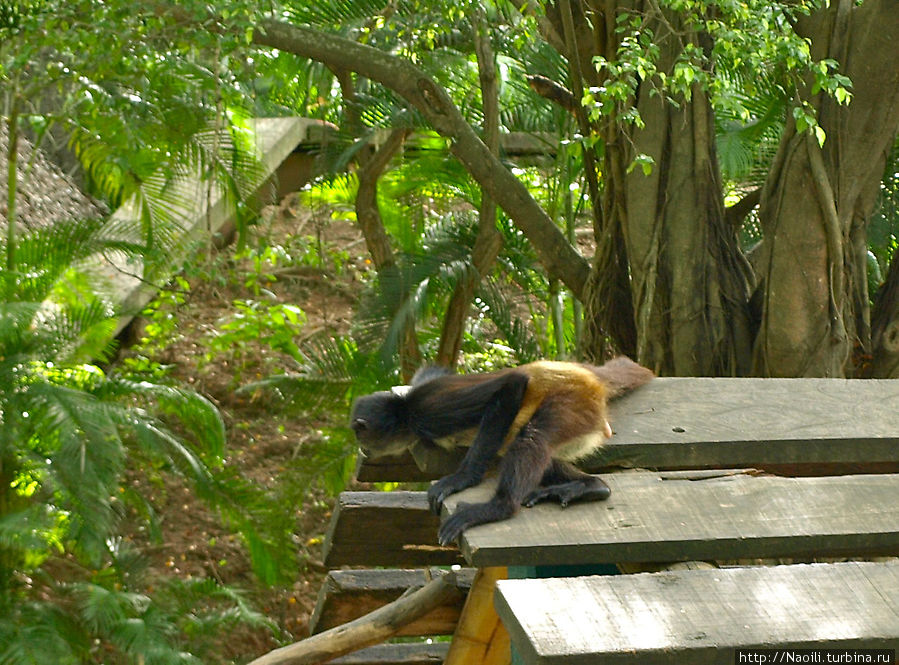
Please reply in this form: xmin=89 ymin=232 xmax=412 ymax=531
xmin=329 ymin=642 xmax=449 ymax=665
xmin=328 ymin=642 xmax=449 ymax=665
xmin=323 ymin=492 xmax=463 ymax=567
xmin=310 ymin=568 xmax=475 ymax=636
xmin=356 ymin=378 xmax=899 ymax=482
xmin=446 ymin=471 xmax=899 ymax=567
xmin=494 ymin=561 xmax=899 ymax=664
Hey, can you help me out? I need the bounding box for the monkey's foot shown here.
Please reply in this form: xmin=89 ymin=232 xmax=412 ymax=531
xmin=522 ymin=479 xmax=611 ymax=508
xmin=437 ymin=504 xmax=472 ymax=546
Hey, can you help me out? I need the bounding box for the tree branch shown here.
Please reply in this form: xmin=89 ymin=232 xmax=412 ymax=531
xmin=355 ymin=128 xmax=409 ymax=272
xmin=253 ymin=18 xmax=590 ymax=300
xmin=724 ymin=187 xmax=761 ymax=232
xmin=246 ymin=572 xmax=463 ymax=665
xmin=526 ymin=74 xmax=577 ymax=114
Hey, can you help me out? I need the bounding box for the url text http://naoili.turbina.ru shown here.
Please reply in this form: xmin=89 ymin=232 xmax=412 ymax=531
xmin=736 ymin=649 xmax=895 ymax=664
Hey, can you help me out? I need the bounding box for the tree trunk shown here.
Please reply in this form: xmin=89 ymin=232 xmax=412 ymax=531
xmin=623 ymin=81 xmax=753 ymax=376
xmin=547 ymin=0 xmax=637 ymax=361
xmin=4 ymin=103 xmax=19 ymax=298
xmin=575 ymin=2 xmax=753 ymax=375
xmin=753 ymin=0 xmax=899 ymax=377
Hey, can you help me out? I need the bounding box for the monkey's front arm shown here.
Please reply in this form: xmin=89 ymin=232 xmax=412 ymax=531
xmin=426 ymin=371 xmax=529 ymax=514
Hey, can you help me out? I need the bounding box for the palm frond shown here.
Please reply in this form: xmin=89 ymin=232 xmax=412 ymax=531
xmin=25 ymin=380 xmax=125 ymax=562
xmin=0 ymin=600 xmax=88 ymax=665
xmin=238 ymin=333 xmax=384 ymax=413
xmin=98 ymin=377 xmax=226 ymax=460
xmin=714 ymin=73 xmax=788 ymax=184
xmin=283 ymin=0 xmax=394 ymax=28
xmin=476 ymin=276 xmax=543 ymax=362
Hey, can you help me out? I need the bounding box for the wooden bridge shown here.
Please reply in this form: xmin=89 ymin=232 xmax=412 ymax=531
xmin=312 ymin=377 xmax=899 ymax=664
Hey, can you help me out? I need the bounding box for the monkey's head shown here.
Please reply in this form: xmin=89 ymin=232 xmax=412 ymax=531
xmin=350 ymin=388 xmax=417 ymax=458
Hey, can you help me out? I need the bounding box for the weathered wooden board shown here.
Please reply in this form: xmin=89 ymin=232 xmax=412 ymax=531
xmin=356 ymin=377 xmax=899 ymax=482
xmin=109 ymin=117 xmax=328 ymax=335
xmin=310 ymin=568 xmax=475 ymax=636
xmin=323 ymin=491 xmax=463 ymax=567
xmin=494 ymin=561 xmax=899 ymax=665
xmin=328 ymin=642 xmax=449 ymax=665
xmin=446 ymin=471 xmax=899 ymax=567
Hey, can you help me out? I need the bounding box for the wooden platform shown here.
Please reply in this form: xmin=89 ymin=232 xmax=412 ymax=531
xmin=318 ymin=376 xmax=899 ymax=665
xmin=445 ymin=471 xmax=899 ymax=567
xmin=358 ymin=377 xmax=899 ymax=481
xmin=495 ymin=561 xmax=899 ymax=664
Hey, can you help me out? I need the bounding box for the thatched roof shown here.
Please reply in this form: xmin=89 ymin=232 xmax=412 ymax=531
xmin=0 ymin=124 xmax=106 ymax=230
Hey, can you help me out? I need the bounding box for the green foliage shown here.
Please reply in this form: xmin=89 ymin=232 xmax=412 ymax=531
xmin=0 ymin=218 xmax=285 ymax=663
xmin=0 ymin=540 xmax=275 ymax=665
xmin=206 ymin=300 xmax=307 ymax=376
xmin=2 ymin=0 xmax=267 ymax=270
xmin=583 ymin=0 xmax=850 ymax=152
xmin=239 ymin=334 xmax=385 ymax=496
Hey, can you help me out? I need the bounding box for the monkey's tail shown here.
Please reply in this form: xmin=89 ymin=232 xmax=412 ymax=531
xmin=591 ymin=356 xmax=654 ymax=399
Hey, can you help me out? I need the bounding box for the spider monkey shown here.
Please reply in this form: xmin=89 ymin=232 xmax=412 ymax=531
xmin=350 ymin=357 xmax=653 ymax=545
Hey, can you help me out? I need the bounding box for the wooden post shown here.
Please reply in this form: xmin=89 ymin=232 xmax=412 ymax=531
xmin=444 ymin=567 xmax=510 ymax=665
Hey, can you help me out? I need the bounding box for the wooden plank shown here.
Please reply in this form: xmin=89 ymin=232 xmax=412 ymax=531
xmin=356 ymin=378 xmax=899 ymax=482
xmin=328 ymin=642 xmax=449 ymax=665
xmin=446 ymin=471 xmax=899 ymax=568
xmin=323 ymin=491 xmax=463 ymax=567
xmin=494 ymin=561 xmax=899 ymax=665
xmin=310 ymin=568 xmax=475 ymax=636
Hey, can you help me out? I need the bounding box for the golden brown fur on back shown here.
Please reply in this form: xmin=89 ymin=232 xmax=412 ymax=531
xmin=501 ymin=361 xmax=610 ymax=457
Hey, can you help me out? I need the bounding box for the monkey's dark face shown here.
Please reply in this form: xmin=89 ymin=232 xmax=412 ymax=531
xmin=350 ymin=391 xmax=416 ymax=458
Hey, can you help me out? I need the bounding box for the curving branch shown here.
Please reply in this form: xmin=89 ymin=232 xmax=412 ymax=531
xmin=246 ymin=572 xmax=463 ymax=665
xmin=355 ymin=128 xmax=409 ymax=272
xmin=253 ymin=18 xmax=591 ymax=300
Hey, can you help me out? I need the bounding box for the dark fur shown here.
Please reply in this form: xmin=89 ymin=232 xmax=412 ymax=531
xmin=350 ymin=358 xmax=652 ymax=545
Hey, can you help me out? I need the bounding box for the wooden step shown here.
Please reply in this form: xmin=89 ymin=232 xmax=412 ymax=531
xmin=310 ymin=568 xmax=476 ymax=636
xmin=494 ymin=561 xmax=899 ymax=664
xmin=323 ymin=491 xmax=463 ymax=567
xmin=444 ymin=470 xmax=899 ymax=567
xmin=357 ymin=377 xmax=899 ymax=482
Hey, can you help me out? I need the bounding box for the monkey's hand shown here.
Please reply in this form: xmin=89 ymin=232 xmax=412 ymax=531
xmin=427 ymin=473 xmax=477 ymax=515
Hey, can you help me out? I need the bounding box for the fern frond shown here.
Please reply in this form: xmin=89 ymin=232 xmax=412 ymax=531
xmin=284 ymin=0 xmax=394 ymax=28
